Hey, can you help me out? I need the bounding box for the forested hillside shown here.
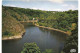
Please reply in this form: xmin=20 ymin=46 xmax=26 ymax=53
xmin=2 ymin=6 xmax=78 ymax=32
xmin=2 ymin=6 xmax=25 ymax=37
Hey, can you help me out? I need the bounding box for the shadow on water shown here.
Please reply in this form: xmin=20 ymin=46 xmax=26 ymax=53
xmin=39 ymin=28 xmax=67 ymax=41
xmin=2 ymin=22 xmax=68 ymax=53
xmin=20 ymin=22 xmax=35 ymax=28
xmin=38 ymin=27 xmax=67 ymax=53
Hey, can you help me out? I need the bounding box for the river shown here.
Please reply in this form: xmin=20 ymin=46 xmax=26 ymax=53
xmin=2 ymin=22 xmax=67 ymax=53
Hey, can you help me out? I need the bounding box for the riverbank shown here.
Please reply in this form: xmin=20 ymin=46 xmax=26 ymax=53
xmin=2 ymin=31 xmax=25 ymax=40
xmin=35 ymin=24 xmax=69 ymax=35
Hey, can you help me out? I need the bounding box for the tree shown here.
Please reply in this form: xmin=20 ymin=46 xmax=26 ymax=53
xmin=21 ymin=43 xmax=41 ymax=53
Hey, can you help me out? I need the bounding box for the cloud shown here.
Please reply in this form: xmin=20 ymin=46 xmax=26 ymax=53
xmin=32 ymin=8 xmax=63 ymax=11
xmin=4 ymin=4 xmax=16 ymax=7
xmin=62 ymin=4 xmax=68 ymax=6
xmin=68 ymin=4 xmax=78 ymax=10
xmin=18 ymin=0 xmax=64 ymax=3
xmin=62 ymin=4 xmax=78 ymax=11
xmin=31 ymin=7 xmax=40 ymax=10
xmin=51 ymin=4 xmax=77 ymax=11
xmin=31 ymin=7 xmax=45 ymax=10
xmin=22 ymin=0 xmax=31 ymax=2
xmin=48 ymin=0 xmax=64 ymax=3
xmin=50 ymin=8 xmax=63 ymax=11
xmin=31 ymin=7 xmax=38 ymax=9
xmin=61 ymin=3 xmax=78 ymax=10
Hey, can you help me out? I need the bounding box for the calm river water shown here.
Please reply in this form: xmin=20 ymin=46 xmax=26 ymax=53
xmin=2 ymin=23 xmax=67 ymax=53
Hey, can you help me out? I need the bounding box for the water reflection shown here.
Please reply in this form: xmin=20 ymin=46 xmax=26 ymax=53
xmin=39 ymin=27 xmax=67 ymax=41
xmin=2 ymin=23 xmax=67 ymax=53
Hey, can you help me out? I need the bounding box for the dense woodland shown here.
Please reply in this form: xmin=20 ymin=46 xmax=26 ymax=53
xmin=2 ymin=6 xmax=78 ymax=53
xmin=2 ymin=6 xmax=78 ymax=32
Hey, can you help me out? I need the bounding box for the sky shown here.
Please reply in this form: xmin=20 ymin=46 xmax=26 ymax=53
xmin=2 ymin=0 xmax=78 ymax=11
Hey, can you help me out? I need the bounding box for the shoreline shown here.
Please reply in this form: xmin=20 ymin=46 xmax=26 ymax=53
xmin=2 ymin=31 xmax=25 ymax=40
xmin=2 ymin=24 xmax=69 ymax=40
xmin=35 ymin=24 xmax=69 ymax=35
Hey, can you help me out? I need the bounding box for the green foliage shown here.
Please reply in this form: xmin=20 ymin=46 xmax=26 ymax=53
xmin=63 ymin=20 xmax=78 ymax=53
xmin=38 ymin=10 xmax=78 ymax=32
xmin=42 ymin=49 xmax=54 ymax=53
xmin=3 ymin=6 xmax=78 ymax=32
xmin=21 ymin=43 xmax=55 ymax=53
xmin=63 ymin=33 xmax=78 ymax=53
xmin=2 ymin=30 xmax=13 ymax=36
xmin=21 ymin=43 xmax=41 ymax=53
xmin=2 ymin=6 xmax=29 ymax=21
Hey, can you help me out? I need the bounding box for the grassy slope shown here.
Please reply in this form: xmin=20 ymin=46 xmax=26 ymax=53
xmin=2 ymin=6 xmax=25 ymax=37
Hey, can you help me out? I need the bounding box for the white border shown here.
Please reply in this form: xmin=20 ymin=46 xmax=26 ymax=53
xmin=0 ymin=0 xmax=2 ymax=53
xmin=0 ymin=0 xmax=80 ymax=53
xmin=78 ymin=0 xmax=80 ymax=53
